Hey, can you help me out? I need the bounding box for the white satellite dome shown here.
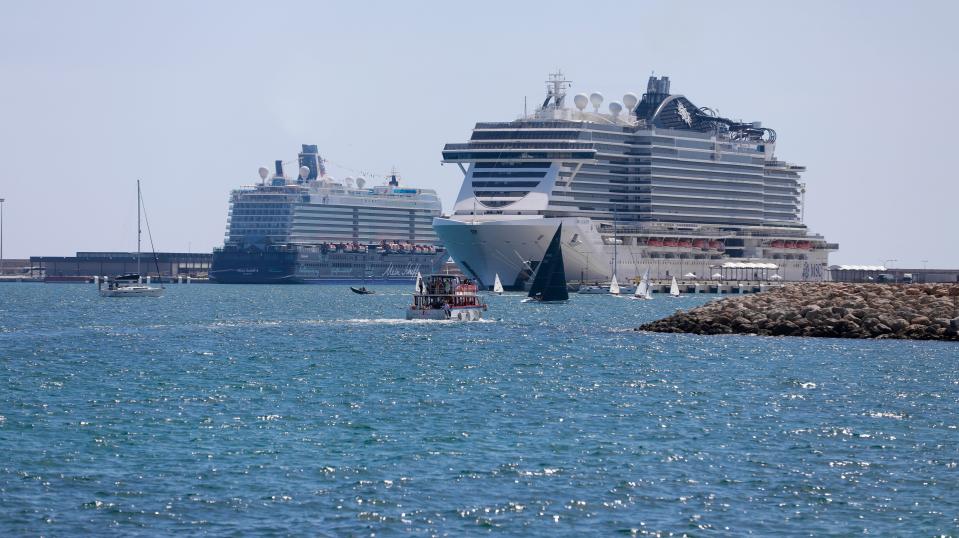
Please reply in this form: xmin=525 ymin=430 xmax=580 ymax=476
xmin=573 ymin=93 xmax=589 ymax=111
xmin=589 ymin=92 xmax=604 ymax=111
xmin=258 ymin=167 xmax=269 ymax=180
xmin=623 ymin=92 xmax=638 ymax=111
xmin=608 ymin=101 xmax=623 ymax=117
xmin=299 ymin=166 xmax=310 ymax=180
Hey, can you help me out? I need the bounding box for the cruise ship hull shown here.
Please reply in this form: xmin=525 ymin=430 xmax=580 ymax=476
xmin=434 ymin=217 xmax=829 ymax=290
xmin=210 ymin=245 xmax=448 ymax=284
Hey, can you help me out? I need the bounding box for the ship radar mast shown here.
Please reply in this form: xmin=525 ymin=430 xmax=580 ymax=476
xmin=542 ymin=71 xmax=571 ymax=110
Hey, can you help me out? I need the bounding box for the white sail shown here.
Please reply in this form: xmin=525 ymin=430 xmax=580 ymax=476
xmin=414 ymin=272 xmax=423 ymax=294
xmin=634 ymin=268 xmax=649 ymax=298
xmin=609 ymin=274 xmax=620 ymax=295
xmin=669 ymin=276 xmax=680 ymax=297
xmin=493 ymin=273 xmax=504 ymax=294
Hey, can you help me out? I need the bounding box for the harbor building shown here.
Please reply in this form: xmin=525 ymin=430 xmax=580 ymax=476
xmin=29 ymin=252 xmax=211 ymax=281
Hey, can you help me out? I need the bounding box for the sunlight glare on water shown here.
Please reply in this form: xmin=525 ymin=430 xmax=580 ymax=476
xmin=1 ymin=284 xmax=957 ymax=535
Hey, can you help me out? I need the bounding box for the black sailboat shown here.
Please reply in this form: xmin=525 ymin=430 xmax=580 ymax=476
xmin=526 ymin=224 xmax=569 ymax=303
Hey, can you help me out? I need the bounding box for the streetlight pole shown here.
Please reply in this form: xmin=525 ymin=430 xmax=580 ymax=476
xmin=884 ymin=259 xmax=897 ymax=283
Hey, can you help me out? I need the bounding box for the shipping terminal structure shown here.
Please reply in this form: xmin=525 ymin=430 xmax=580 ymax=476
xmin=210 ymin=145 xmax=447 ymax=284
xmin=434 ymin=72 xmax=837 ymax=290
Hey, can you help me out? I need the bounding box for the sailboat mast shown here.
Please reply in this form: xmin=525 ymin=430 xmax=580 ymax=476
xmin=612 ymin=207 xmax=618 ymax=280
xmin=137 ymin=180 xmax=141 ymax=276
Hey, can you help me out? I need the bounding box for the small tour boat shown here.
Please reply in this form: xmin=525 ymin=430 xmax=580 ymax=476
xmin=407 ymin=274 xmax=487 ymax=320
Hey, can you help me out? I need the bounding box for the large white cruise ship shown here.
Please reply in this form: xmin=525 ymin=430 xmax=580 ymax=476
xmin=434 ymin=73 xmax=837 ymax=290
xmin=210 ymin=144 xmax=447 ymax=283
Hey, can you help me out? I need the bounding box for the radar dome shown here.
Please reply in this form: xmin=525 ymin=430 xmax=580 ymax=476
xmin=573 ymin=93 xmax=588 ymax=111
xmin=608 ymin=101 xmax=623 ymax=117
xmin=299 ymin=166 xmax=310 ymax=180
xmin=258 ymin=167 xmax=269 ymax=180
xmin=589 ymin=92 xmax=604 ymax=111
xmin=623 ymin=92 xmax=638 ymax=110
xmin=356 ymin=177 xmax=366 ymax=189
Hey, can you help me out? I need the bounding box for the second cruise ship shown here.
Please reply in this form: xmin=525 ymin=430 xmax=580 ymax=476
xmin=210 ymin=145 xmax=447 ymax=284
xmin=434 ymin=72 xmax=837 ymax=289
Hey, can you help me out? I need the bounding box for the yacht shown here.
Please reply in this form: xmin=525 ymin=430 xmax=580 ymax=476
xmin=99 ymin=181 xmax=164 ymax=298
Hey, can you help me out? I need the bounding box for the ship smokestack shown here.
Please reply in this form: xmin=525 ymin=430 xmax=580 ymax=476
xmin=275 ymin=160 xmax=284 ymax=177
xmin=297 ymin=144 xmax=322 ymax=182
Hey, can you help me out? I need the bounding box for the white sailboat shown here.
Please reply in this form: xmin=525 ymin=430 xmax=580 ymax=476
xmin=99 ymin=180 xmax=164 ymax=298
xmin=493 ymin=273 xmax=504 ymax=295
xmin=633 ymin=269 xmax=653 ymax=300
xmin=669 ymin=276 xmax=681 ymax=298
xmin=414 ymin=271 xmax=424 ymax=294
xmin=609 ymin=274 xmax=621 ymax=295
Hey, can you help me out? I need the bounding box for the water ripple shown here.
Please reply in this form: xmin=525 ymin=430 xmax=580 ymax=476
xmin=0 ymin=284 xmax=957 ymax=535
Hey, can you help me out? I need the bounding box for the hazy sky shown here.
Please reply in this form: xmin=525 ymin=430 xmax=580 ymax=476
xmin=1 ymin=1 xmax=957 ymax=267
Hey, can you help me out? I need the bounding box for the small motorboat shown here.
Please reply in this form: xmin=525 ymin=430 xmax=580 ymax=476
xmin=350 ymin=286 xmax=375 ymax=295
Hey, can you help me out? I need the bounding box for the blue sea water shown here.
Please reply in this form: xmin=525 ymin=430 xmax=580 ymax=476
xmin=0 ymin=283 xmax=957 ymax=536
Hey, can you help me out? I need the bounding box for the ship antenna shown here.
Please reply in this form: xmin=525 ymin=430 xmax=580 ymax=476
xmin=545 ymin=70 xmax=571 ymax=109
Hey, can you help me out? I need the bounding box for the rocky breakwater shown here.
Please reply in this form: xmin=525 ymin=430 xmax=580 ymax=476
xmin=639 ymin=283 xmax=959 ymax=341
